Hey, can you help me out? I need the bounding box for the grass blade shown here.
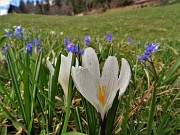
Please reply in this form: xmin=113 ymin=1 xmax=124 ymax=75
xmin=48 ymin=54 xmax=61 ymax=129
xmin=23 ymin=51 xmax=31 ymax=127
xmin=0 ymin=126 xmax=7 ymax=135
xmin=6 ymin=50 xmax=27 ymax=126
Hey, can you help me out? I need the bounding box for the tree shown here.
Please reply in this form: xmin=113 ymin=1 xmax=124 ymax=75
xmin=71 ymin=0 xmax=85 ymax=14
xmin=43 ymin=0 xmax=50 ymax=14
xmin=86 ymin=0 xmax=93 ymax=12
xmin=19 ymin=0 xmax=27 ymax=13
xmin=55 ymin=0 xmax=61 ymax=8
xmin=26 ymin=0 xmax=35 ymax=13
xmin=35 ymin=0 xmax=43 ymax=14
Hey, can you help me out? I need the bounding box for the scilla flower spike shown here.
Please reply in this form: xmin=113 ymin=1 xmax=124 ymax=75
xmin=71 ymin=47 xmax=131 ymax=132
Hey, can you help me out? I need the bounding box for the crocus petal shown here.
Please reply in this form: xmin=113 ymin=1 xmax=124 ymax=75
xmin=118 ymin=58 xmax=131 ymax=98
xmin=71 ymin=66 xmax=99 ymax=109
xmin=46 ymin=59 xmax=55 ymax=76
xmin=99 ymin=57 xmax=120 ymax=117
xmin=100 ymin=56 xmax=119 ymax=99
xmin=75 ymin=57 xmax=79 ymax=68
xmin=82 ymin=47 xmax=100 ymax=87
xmin=103 ymin=78 xmax=119 ymax=115
xmin=58 ymin=52 xmax=72 ymax=104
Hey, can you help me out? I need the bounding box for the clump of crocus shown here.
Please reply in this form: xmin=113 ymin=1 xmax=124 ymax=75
xmin=136 ymin=42 xmax=158 ymax=62
xmin=71 ymin=47 xmax=131 ymax=134
xmin=104 ymin=33 xmax=113 ymax=42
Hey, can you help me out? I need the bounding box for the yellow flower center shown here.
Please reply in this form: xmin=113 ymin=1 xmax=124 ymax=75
xmin=98 ymin=85 xmax=106 ymax=106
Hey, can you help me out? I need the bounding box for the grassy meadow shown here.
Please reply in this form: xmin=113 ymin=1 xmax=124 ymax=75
xmin=0 ymin=3 xmax=180 ymax=40
xmin=0 ymin=2 xmax=179 ymax=135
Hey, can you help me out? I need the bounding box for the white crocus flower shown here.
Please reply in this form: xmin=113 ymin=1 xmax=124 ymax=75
xmin=47 ymin=52 xmax=75 ymax=105
xmin=58 ymin=52 xmax=73 ymax=104
xmin=72 ymin=47 xmax=131 ymax=120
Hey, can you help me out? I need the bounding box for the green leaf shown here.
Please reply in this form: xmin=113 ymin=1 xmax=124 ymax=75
xmin=81 ymin=96 xmax=98 ymax=135
xmin=0 ymin=83 xmax=16 ymax=107
xmin=162 ymin=56 xmax=180 ymax=85
xmin=48 ymin=54 xmax=61 ymax=129
xmin=65 ymin=132 xmax=87 ymax=135
xmin=105 ymin=91 xmax=119 ymax=135
xmin=6 ymin=50 xmax=27 ymax=125
xmin=30 ymin=50 xmax=43 ymax=118
xmin=72 ymin=107 xmax=83 ymax=133
xmin=23 ymin=50 xmax=31 ymax=127
xmin=61 ymin=54 xmax=75 ymax=134
xmin=0 ymin=36 xmax=6 ymax=45
xmin=1 ymin=126 xmax=7 ymax=135
xmin=40 ymin=130 xmax=45 ymax=135
xmin=122 ymin=96 xmax=130 ymax=135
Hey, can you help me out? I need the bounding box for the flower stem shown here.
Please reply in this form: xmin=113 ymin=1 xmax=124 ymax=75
xmin=98 ymin=113 xmax=106 ymax=135
xmin=61 ymin=56 xmax=75 ymax=134
xmin=146 ymin=82 xmax=157 ymax=135
xmin=62 ymin=103 xmax=71 ymax=134
xmin=147 ymin=57 xmax=158 ymax=135
xmin=100 ymin=119 xmax=106 ymax=135
xmin=150 ymin=56 xmax=158 ymax=79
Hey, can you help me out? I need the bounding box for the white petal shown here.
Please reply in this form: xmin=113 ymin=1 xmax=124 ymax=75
xmin=75 ymin=57 xmax=79 ymax=67
xmin=82 ymin=47 xmax=100 ymax=87
xmin=46 ymin=59 xmax=55 ymax=76
xmin=71 ymin=66 xmax=99 ymax=110
xmin=58 ymin=52 xmax=72 ymax=103
xmin=100 ymin=56 xmax=119 ymax=100
xmin=118 ymin=58 xmax=131 ymax=98
xmin=104 ymin=78 xmax=119 ymax=112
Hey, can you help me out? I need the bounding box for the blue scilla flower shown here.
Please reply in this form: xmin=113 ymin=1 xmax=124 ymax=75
xmin=2 ymin=45 xmax=9 ymax=52
xmin=14 ymin=26 xmax=22 ymax=33
xmin=74 ymin=43 xmax=79 ymax=54
xmin=104 ymin=33 xmax=113 ymax=42
xmin=145 ymin=42 xmax=158 ymax=52
xmin=5 ymin=30 xmax=12 ymax=38
xmin=64 ymin=37 xmax=73 ymax=52
xmin=14 ymin=32 xmax=21 ymax=39
xmin=137 ymin=42 xmax=158 ymax=62
xmin=26 ymin=42 xmax=33 ymax=55
xmin=64 ymin=37 xmax=84 ymax=54
xmin=73 ymin=43 xmax=84 ymax=54
xmin=32 ymin=39 xmax=40 ymax=45
xmin=128 ymin=38 xmax=133 ymax=43
xmin=66 ymin=43 xmax=74 ymax=53
xmin=84 ymin=35 xmax=90 ymax=46
xmin=36 ymin=45 xmax=41 ymax=52
xmin=64 ymin=38 xmax=71 ymax=46
xmin=80 ymin=49 xmax=84 ymax=54
xmin=13 ymin=26 xmax=22 ymax=39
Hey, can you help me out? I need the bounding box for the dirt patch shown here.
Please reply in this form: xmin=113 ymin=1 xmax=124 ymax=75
xmin=107 ymin=0 xmax=161 ymax=12
xmin=85 ymin=0 xmax=161 ymax=15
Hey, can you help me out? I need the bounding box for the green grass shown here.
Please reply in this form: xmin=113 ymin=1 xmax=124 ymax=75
xmin=0 ymin=3 xmax=180 ymax=41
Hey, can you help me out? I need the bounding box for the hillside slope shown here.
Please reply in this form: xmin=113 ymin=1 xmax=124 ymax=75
xmin=0 ymin=3 xmax=180 ymax=41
